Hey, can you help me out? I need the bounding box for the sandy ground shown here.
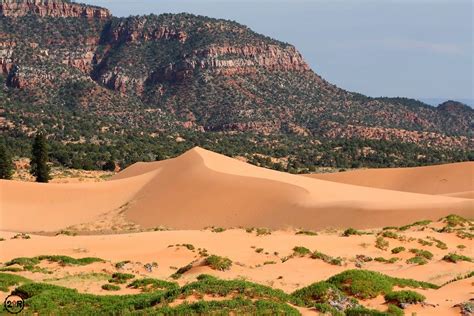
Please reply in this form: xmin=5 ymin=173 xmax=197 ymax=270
xmin=305 ymin=161 xmax=474 ymax=195
xmin=1 ymin=147 xmax=473 ymax=232
xmin=0 ymin=225 xmax=472 ymax=315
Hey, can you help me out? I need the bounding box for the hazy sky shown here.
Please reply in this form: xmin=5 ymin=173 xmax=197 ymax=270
xmin=81 ymin=0 xmax=473 ymax=101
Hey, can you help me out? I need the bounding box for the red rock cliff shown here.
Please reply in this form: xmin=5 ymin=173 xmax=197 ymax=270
xmin=0 ymin=0 xmax=110 ymax=19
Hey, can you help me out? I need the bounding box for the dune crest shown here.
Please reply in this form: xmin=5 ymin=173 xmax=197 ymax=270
xmin=1 ymin=147 xmax=472 ymax=232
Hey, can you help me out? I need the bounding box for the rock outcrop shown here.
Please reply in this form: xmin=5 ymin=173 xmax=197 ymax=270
xmin=0 ymin=0 xmax=110 ymax=19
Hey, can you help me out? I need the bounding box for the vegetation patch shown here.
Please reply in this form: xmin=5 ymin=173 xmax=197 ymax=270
xmin=127 ymin=278 xmax=178 ymax=292
xmin=109 ymin=273 xmax=135 ymax=284
xmin=311 ymin=251 xmax=343 ymax=266
xmin=205 ymin=255 xmax=232 ymax=271
xmin=427 ymin=236 xmax=447 ymax=250
xmin=326 ymin=270 xmax=437 ymax=299
xmin=417 ymin=238 xmax=433 ymax=246
xmin=292 ymin=246 xmax=311 ymax=257
xmin=391 ymin=246 xmax=405 ymax=254
xmin=256 ymin=228 xmax=272 ymax=236
xmin=342 ymin=228 xmax=369 ymax=237
xmin=115 ymin=260 xmax=131 ymax=269
xmin=380 ymin=231 xmax=400 ymax=240
xmin=398 ymin=220 xmax=432 ymax=231
xmin=171 ymin=263 xmax=194 ymax=279
xmin=211 ymin=227 xmax=226 ymax=233
xmin=409 ymin=249 xmax=433 ymax=260
xmin=384 ymin=290 xmax=425 ymax=307
xmin=375 ymin=237 xmax=389 ymax=250
xmin=374 ymin=257 xmax=399 ymax=264
xmin=442 ymin=253 xmax=473 ymax=263
xmin=295 ymin=230 xmax=317 ymax=236
xmin=0 ymin=273 xmax=30 ymax=292
xmin=406 ymin=256 xmax=428 ymax=265
xmin=441 ymin=214 xmax=471 ymax=228
xmin=101 ymin=284 xmax=120 ymax=291
xmin=35 ymin=255 xmax=104 ymax=266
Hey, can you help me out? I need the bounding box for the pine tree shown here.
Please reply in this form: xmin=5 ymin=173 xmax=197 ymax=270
xmin=30 ymin=133 xmax=50 ymax=183
xmin=0 ymin=139 xmax=13 ymax=180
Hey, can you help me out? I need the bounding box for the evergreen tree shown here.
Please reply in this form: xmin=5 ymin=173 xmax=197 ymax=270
xmin=0 ymin=139 xmax=13 ymax=180
xmin=30 ymin=133 xmax=50 ymax=183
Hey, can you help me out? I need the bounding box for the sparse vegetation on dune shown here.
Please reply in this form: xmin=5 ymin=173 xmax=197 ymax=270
xmin=0 ymin=269 xmax=441 ymax=315
xmin=384 ymin=290 xmax=426 ymax=306
xmin=442 ymin=253 xmax=473 ymax=263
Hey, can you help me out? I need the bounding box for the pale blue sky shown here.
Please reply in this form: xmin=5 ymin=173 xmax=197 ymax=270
xmin=81 ymin=0 xmax=473 ymax=103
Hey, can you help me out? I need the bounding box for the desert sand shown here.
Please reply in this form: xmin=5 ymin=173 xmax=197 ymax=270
xmin=1 ymin=147 xmax=472 ymax=232
xmin=0 ymin=147 xmax=472 ymax=315
xmin=305 ymin=161 xmax=474 ymax=196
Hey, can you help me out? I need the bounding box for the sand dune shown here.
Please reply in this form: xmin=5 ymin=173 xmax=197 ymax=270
xmin=305 ymin=162 xmax=474 ymax=196
xmin=1 ymin=147 xmax=472 ymax=232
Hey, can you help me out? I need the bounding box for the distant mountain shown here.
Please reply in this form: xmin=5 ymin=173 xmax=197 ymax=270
xmin=0 ymin=0 xmax=472 ymax=170
xmin=420 ymin=98 xmax=474 ymax=108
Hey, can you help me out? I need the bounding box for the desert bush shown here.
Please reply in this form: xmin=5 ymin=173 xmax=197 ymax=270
xmin=205 ymin=255 xmax=232 ymax=271
xmin=292 ymin=246 xmax=311 ymax=256
xmin=384 ymin=290 xmax=425 ymax=306
xmin=109 ymin=273 xmax=135 ymax=284
xmin=391 ymin=247 xmax=405 ymax=254
xmin=417 ymin=238 xmax=433 ymax=246
xmin=442 ymin=253 xmax=473 ymax=263
xmin=374 ymin=257 xmax=399 ymax=264
xmin=375 ymin=237 xmax=389 ymax=250
xmin=406 ymin=256 xmax=428 ymax=265
xmin=102 ymin=284 xmax=120 ymax=291
xmin=342 ymin=228 xmax=367 ymax=237
xmin=296 ymin=230 xmax=317 ymax=236
xmin=409 ymin=249 xmax=433 ymax=260
xmin=127 ymin=278 xmax=178 ymax=292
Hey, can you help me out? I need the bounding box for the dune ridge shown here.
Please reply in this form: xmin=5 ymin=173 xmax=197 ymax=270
xmin=1 ymin=147 xmax=472 ymax=232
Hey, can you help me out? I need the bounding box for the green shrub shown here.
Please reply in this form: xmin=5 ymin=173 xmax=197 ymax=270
xmin=381 ymin=231 xmax=400 ymax=239
xmin=442 ymin=214 xmax=470 ymax=227
xmin=406 ymin=256 xmax=428 ymax=265
xmin=391 ymin=247 xmax=405 ymax=254
xmin=101 ymin=284 xmax=120 ymax=291
xmin=427 ymin=237 xmax=447 ymax=250
xmin=256 ymin=228 xmax=272 ymax=236
xmin=409 ymin=249 xmax=433 ymax=260
xmin=127 ymin=278 xmax=178 ymax=292
xmin=442 ymin=253 xmax=473 ymax=263
xmin=384 ymin=290 xmax=425 ymax=306
xmin=171 ymin=263 xmax=193 ymax=279
xmin=291 ymin=281 xmax=348 ymax=307
xmin=109 ymin=273 xmax=135 ymax=284
xmin=311 ymin=251 xmax=343 ymax=266
xmin=295 ymin=230 xmax=317 ymax=236
xmin=211 ymin=227 xmax=226 ymax=233
xmin=399 ymin=220 xmax=432 ymax=231
xmin=35 ymin=255 xmax=104 ymax=266
xmin=205 ymin=255 xmax=232 ymax=271
xmin=343 ymin=228 xmax=364 ymax=237
xmin=417 ymin=238 xmax=433 ymax=246
xmin=374 ymin=257 xmax=399 ymax=264
xmin=255 ymin=248 xmax=264 ymax=253
xmin=326 ymin=269 xmax=437 ymax=299
xmin=292 ymin=246 xmax=311 ymax=256
xmin=115 ymin=260 xmax=131 ymax=269
xmin=375 ymin=237 xmax=389 ymax=250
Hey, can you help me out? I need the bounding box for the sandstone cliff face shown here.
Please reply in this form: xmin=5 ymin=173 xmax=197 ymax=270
xmin=0 ymin=0 xmax=110 ymax=19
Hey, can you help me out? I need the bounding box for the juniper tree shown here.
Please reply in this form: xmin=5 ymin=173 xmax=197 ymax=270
xmin=30 ymin=133 xmax=50 ymax=183
xmin=0 ymin=139 xmax=13 ymax=180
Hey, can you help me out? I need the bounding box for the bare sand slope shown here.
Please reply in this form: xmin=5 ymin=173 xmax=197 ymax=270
xmin=305 ymin=162 xmax=474 ymax=195
xmin=0 ymin=170 xmax=158 ymax=232
xmin=1 ymin=147 xmax=472 ymax=232
xmin=120 ymin=147 xmax=472 ymax=230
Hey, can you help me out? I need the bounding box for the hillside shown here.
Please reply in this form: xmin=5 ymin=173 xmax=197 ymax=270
xmin=0 ymin=0 xmax=473 ymax=170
